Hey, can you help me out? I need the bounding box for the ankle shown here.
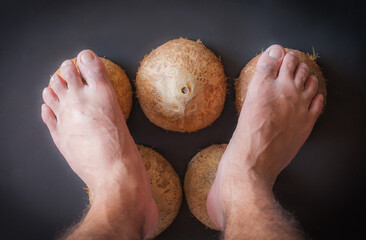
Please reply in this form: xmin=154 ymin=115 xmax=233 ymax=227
xmin=219 ymin=168 xmax=274 ymax=220
xmin=82 ymin=200 xmax=145 ymax=240
xmin=226 ymin=135 xmax=281 ymax=184
xmin=89 ymin=185 xmax=156 ymax=236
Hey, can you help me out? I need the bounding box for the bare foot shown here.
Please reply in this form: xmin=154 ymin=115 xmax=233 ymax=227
xmin=41 ymin=50 xmax=158 ymax=238
xmin=207 ymin=45 xmax=324 ymax=230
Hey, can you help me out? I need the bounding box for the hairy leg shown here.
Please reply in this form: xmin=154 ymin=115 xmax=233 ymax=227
xmin=42 ymin=50 xmax=158 ymax=239
xmin=207 ymin=45 xmax=323 ymax=239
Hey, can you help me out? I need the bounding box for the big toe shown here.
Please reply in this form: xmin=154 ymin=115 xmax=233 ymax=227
xmin=77 ymin=50 xmax=109 ymax=87
xmin=254 ymin=44 xmax=286 ymax=80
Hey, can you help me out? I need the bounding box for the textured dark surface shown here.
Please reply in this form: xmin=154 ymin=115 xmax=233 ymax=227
xmin=0 ymin=0 xmax=365 ymax=239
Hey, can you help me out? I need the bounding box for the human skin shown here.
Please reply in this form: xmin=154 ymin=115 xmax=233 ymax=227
xmin=207 ymin=44 xmax=323 ymax=239
xmin=41 ymin=50 xmax=158 ymax=240
xmin=41 ymin=45 xmax=323 ymax=239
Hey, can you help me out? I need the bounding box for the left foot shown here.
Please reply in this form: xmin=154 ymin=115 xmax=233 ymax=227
xmin=41 ymin=50 xmax=158 ymax=238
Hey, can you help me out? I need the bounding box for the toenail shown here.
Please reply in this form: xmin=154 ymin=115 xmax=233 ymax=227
xmin=269 ymin=48 xmax=283 ymax=59
xmin=81 ymin=51 xmax=94 ymax=64
xmin=61 ymin=60 xmax=71 ymax=67
xmin=51 ymin=75 xmax=57 ymax=83
xmin=288 ymin=51 xmax=296 ymax=56
xmin=320 ymin=94 xmax=324 ymax=104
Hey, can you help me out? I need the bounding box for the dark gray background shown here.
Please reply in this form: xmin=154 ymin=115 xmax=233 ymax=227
xmin=1 ymin=0 xmax=365 ymax=239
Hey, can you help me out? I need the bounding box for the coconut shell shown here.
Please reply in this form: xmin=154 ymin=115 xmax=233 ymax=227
xmin=137 ymin=145 xmax=182 ymax=239
xmin=184 ymin=144 xmax=227 ymax=230
xmin=53 ymin=57 xmax=133 ymax=120
xmin=235 ymin=48 xmax=327 ymax=114
xmin=136 ymin=38 xmax=227 ymax=132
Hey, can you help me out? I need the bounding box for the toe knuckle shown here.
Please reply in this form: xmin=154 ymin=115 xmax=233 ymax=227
xmin=312 ymin=76 xmax=319 ymax=84
xmin=299 ymin=74 xmax=306 ymax=82
xmin=299 ymin=70 xmax=308 ymax=81
xmin=91 ymin=64 xmax=106 ymax=74
xmin=53 ymin=78 xmax=61 ymax=85
xmin=256 ymin=64 xmax=275 ymax=77
xmin=301 ymin=63 xmax=309 ymax=71
xmin=286 ymin=62 xmax=296 ymax=70
xmin=259 ymin=62 xmax=275 ymax=70
xmin=311 ymin=78 xmax=319 ymax=88
xmin=307 ymin=83 xmax=318 ymax=95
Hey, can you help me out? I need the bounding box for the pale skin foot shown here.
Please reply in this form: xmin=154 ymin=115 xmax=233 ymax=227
xmin=41 ymin=50 xmax=158 ymax=240
xmin=207 ymin=45 xmax=324 ymax=239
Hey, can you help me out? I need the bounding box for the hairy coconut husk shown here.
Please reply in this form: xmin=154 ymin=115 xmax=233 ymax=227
xmin=136 ymin=38 xmax=227 ymax=132
xmin=184 ymin=144 xmax=227 ymax=230
xmin=137 ymin=145 xmax=182 ymax=239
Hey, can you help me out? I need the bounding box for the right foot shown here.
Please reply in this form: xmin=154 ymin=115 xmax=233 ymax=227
xmin=41 ymin=50 xmax=158 ymax=238
xmin=207 ymin=45 xmax=324 ymax=229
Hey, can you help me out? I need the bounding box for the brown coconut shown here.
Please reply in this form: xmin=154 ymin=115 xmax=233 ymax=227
xmin=136 ymin=38 xmax=227 ymax=132
xmin=53 ymin=57 xmax=133 ymax=120
xmin=137 ymin=145 xmax=182 ymax=239
xmin=235 ymin=48 xmax=327 ymax=114
xmin=184 ymin=144 xmax=227 ymax=230
xmin=86 ymin=145 xmax=182 ymax=239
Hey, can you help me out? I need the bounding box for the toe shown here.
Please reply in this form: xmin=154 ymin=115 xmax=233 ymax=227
xmin=303 ymin=75 xmax=319 ymax=102
xmin=294 ymin=63 xmax=309 ymax=90
xmin=42 ymin=87 xmax=59 ymax=112
xmin=254 ymin=44 xmax=286 ymax=80
xmin=77 ymin=50 xmax=108 ymax=87
xmin=308 ymin=94 xmax=324 ymax=124
xmin=50 ymin=74 xmax=67 ymax=98
xmin=41 ymin=104 xmax=57 ymax=131
xmin=60 ymin=60 xmax=83 ymax=89
xmin=278 ymin=51 xmax=298 ymax=80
